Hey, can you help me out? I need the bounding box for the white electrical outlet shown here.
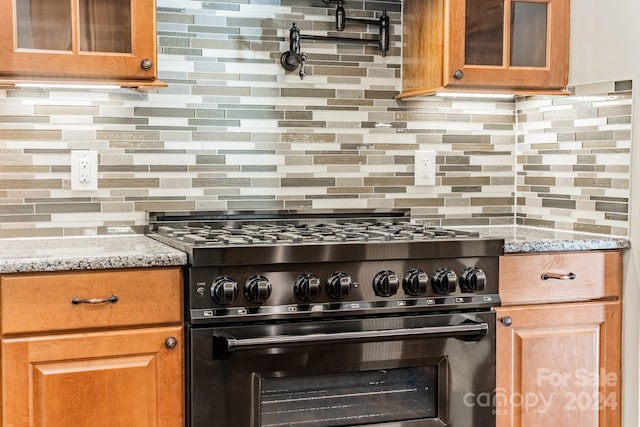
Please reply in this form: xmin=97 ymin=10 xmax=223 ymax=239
xmin=71 ymin=150 xmax=98 ymax=191
xmin=414 ymin=151 xmax=436 ymax=186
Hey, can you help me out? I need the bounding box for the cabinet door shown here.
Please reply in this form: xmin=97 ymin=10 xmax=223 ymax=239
xmin=447 ymin=0 xmax=569 ymax=90
xmin=2 ymin=326 xmax=183 ymax=427
xmin=496 ymin=301 xmax=620 ymax=427
xmin=0 ymin=0 xmax=158 ymax=81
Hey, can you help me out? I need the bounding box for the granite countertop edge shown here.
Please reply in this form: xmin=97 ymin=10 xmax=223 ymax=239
xmin=470 ymin=225 xmax=630 ymax=254
xmin=503 ymin=238 xmax=629 ymax=254
xmin=0 ymin=228 xmax=631 ymax=274
xmin=0 ymin=235 xmax=188 ymax=274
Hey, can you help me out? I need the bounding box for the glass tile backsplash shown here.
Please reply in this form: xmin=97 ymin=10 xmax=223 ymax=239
xmin=0 ymin=0 xmax=631 ymax=238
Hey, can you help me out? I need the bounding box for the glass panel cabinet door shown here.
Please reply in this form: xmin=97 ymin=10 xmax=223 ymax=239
xmin=79 ymin=0 xmax=132 ymax=53
xmin=464 ymin=0 xmax=505 ymax=66
xmin=448 ymin=0 xmax=568 ymax=90
xmin=16 ymin=0 xmax=72 ymax=51
xmin=0 ymin=0 xmax=158 ymax=83
xmin=16 ymin=0 xmax=133 ymax=54
xmin=510 ymin=1 xmax=548 ymax=67
xmin=464 ymin=0 xmax=550 ymax=69
xmin=398 ymin=0 xmax=568 ymax=97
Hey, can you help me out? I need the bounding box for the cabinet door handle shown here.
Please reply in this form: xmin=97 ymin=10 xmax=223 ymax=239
xmin=541 ymin=272 xmax=576 ymax=281
xmin=71 ymin=295 xmax=119 ymax=305
xmin=165 ymin=337 xmax=178 ymax=349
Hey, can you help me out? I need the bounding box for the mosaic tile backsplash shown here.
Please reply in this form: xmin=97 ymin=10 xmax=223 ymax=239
xmin=0 ymin=0 xmax=632 ymax=238
xmin=517 ymin=81 xmax=632 ymax=237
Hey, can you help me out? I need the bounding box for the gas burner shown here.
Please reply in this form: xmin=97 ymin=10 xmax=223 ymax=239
xmin=154 ymin=216 xmax=479 ymax=248
xmin=146 ymin=210 xmax=503 ymax=277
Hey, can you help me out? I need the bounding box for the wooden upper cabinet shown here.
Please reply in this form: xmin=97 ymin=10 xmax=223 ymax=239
xmin=0 ymin=0 xmax=165 ymax=88
xmin=398 ymin=0 xmax=570 ymax=98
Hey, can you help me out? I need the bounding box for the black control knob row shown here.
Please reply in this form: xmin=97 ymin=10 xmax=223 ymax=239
xmin=403 ymin=268 xmax=429 ymax=296
xmin=244 ymin=275 xmax=272 ymax=304
xmin=294 ymin=273 xmax=322 ymax=301
xmin=431 ymin=268 xmax=457 ymax=295
xmin=459 ymin=267 xmax=487 ymax=292
xmin=326 ymin=271 xmax=353 ymax=299
xmin=213 ymin=266 xmax=487 ymax=307
xmin=373 ymin=270 xmax=399 ymax=297
xmin=210 ymin=276 xmax=238 ymax=305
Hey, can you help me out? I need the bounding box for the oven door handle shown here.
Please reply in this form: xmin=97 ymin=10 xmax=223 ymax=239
xmin=212 ymin=322 xmax=489 ymax=356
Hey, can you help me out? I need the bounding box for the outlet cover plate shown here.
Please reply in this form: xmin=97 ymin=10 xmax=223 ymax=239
xmin=71 ymin=150 xmax=98 ymax=191
xmin=414 ymin=150 xmax=436 ymax=186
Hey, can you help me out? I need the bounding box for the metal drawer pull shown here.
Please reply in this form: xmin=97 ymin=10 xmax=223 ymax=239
xmin=71 ymin=295 xmax=119 ymax=305
xmin=213 ymin=323 xmax=488 ymax=356
xmin=541 ymin=272 xmax=576 ymax=281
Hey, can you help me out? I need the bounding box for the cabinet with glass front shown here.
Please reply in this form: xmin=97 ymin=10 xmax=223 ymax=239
xmin=0 ymin=0 xmax=164 ymax=88
xmin=398 ymin=0 xmax=569 ymax=98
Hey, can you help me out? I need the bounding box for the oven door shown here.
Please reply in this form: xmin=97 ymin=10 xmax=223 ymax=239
xmin=189 ymin=312 xmax=496 ymax=427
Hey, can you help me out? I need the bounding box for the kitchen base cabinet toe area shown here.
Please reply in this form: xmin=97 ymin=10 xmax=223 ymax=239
xmin=0 ymin=267 xmax=184 ymax=427
xmin=496 ymin=250 xmax=622 ymax=427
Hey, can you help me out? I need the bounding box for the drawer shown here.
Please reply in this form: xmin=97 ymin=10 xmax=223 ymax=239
xmin=1 ymin=267 xmax=182 ymax=335
xmin=499 ymin=250 xmax=622 ymax=305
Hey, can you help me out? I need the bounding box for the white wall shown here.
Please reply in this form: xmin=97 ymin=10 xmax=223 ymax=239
xmin=570 ymin=1 xmax=640 ymax=426
xmin=569 ymin=0 xmax=640 ymax=85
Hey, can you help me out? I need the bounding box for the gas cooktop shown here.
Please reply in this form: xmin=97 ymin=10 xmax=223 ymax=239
xmin=147 ymin=210 xmax=504 ymax=323
xmin=148 ymin=210 xmax=481 ymax=244
xmin=154 ymin=217 xmax=480 ymax=246
xmin=146 ymin=210 xmax=504 ymax=267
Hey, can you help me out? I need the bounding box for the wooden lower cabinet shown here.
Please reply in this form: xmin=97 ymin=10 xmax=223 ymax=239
xmin=495 ymin=301 xmax=621 ymax=427
xmin=2 ymin=326 xmax=183 ymax=427
xmin=0 ymin=267 xmax=184 ymax=427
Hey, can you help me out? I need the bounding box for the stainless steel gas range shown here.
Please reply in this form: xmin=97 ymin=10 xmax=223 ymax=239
xmin=147 ymin=210 xmax=504 ymax=427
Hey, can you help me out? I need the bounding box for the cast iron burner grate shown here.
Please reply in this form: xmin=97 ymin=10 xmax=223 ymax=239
xmin=154 ymin=218 xmax=479 ymax=247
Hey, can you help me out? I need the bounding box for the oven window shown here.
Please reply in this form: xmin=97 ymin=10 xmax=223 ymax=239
xmin=260 ymin=366 xmax=438 ymax=426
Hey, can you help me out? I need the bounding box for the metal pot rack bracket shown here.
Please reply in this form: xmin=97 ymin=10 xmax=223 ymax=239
xmin=280 ymin=0 xmax=390 ymax=79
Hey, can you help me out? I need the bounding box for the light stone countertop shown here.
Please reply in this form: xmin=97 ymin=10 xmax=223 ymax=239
xmin=0 ymin=227 xmax=630 ymax=274
xmin=0 ymin=235 xmax=187 ymax=274
xmin=467 ymin=226 xmax=630 ymax=253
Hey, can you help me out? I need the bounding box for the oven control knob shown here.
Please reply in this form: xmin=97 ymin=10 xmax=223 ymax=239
xmin=210 ymin=276 xmax=239 ymax=305
xmin=373 ymin=270 xmax=399 ymax=297
xmin=459 ymin=267 xmax=487 ymax=293
xmin=431 ymin=268 xmax=457 ymax=294
xmin=244 ymin=275 xmax=272 ymax=304
xmin=326 ymin=272 xmax=353 ymax=300
xmin=294 ymin=273 xmax=322 ymax=301
xmin=403 ymin=268 xmax=429 ymax=296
